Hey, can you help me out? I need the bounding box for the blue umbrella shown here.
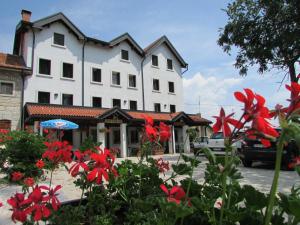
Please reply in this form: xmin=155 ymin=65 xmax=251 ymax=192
xmin=40 ymin=119 xmax=79 ymax=130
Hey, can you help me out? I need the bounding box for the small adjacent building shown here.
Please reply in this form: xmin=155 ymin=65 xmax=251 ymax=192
xmin=0 ymin=53 xmax=31 ymax=130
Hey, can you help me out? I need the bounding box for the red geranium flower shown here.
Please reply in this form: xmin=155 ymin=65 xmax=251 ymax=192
xmin=24 ymin=186 xmax=51 ymax=221
xmin=145 ymin=124 xmax=158 ymax=142
xmin=40 ymin=185 xmax=62 ymax=211
xmin=143 ymin=115 xmax=154 ymax=126
xmin=160 ymin=184 xmax=187 ymax=205
xmin=7 ymin=193 xmax=27 ymax=223
xmin=36 ymin=160 xmax=45 ymax=169
xmin=285 ymin=82 xmax=300 ymax=114
xmin=159 ymin=122 xmax=171 ymax=142
xmin=288 ymin=156 xmax=300 ymax=169
xmin=213 ymin=107 xmax=242 ymax=137
xmin=87 ymin=149 xmax=117 ymax=184
xmin=24 ymin=177 xmax=35 ymax=187
xmin=69 ymin=150 xmax=89 ymax=177
xmin=11 ymin=172 xmax=24 ymax=181
xmin=0 ymin=201 xmax=3 ymax=207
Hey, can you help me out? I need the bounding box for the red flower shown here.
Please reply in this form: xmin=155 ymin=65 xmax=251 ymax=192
xmin=25 ymin=186 xmax=51 ymax=221
xmin=159 ymin=122 xmax=171 ymax=142
xmin=160 ymin=184 xmax=187 ymax=205
xmin=234 ymin=88 xmax=255 ymax=115
xmin=42 ymin=141 xmax=73 ymax=165
xmin=87 ymin=149 xmax=117 ymax=184
xmin=213 ymin=108 xmax=242 ymax=137
xmin=36 ymin=160 xmax=45 ymax=169
xmin=0 ymin=129 xmax=9 ymax=135
xmin=145 ymin=124 xmax=158 ymax=142
xmin=43 ymin=129 xmax=49 ymax=134
xmin=286 ymin=82 xmax=300 ymax=114
xmin=155 ymin=158 xmax=170 ymax=173
xmin=7 ymin=193 xmax=27 ymax=223
xmin=69 ymin=150 xmax=89 ymax=177
xmin=0 ymin=201 xmax=3 ymax=207
xmin=40 ymin=185 xmax=62 ymax=211
xmin=24 ymin=177 xmax=35 ymax=187
xmin=143 ymin=115 xmax=154 ymax=126
xmin=11 ymin=171 xmax=24 ymax=181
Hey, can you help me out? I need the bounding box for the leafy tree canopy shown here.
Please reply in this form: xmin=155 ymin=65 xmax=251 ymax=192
xmin=218 ymin=0 xmax=300 ymax=82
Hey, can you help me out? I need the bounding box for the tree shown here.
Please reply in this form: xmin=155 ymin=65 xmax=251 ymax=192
xmin=218 ymin=0 xmax=300 ymax=82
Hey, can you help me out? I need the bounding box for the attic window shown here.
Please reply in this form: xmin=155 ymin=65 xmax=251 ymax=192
xmin=152 ymin=55 xmax=158 ymax=67
xmin=53 ymin=33 xmax=65 ymax=46
xmin=121 ymin=50 xmax=129 ymax=61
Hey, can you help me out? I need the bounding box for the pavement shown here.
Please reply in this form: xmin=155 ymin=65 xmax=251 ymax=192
xmin=0 ymin=154 xmax=299 ymax=224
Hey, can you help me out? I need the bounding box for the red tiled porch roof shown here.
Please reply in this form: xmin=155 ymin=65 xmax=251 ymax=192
xmin=25 ymin=103 xmax=211 ymax=125
xmin=26 ymin=103 xmax=106 ymax=119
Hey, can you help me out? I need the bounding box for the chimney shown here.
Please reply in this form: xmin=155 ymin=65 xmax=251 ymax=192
xmin=21 ymin=10 xmax=32 ymax=22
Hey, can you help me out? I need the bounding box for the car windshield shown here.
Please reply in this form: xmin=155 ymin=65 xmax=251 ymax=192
xmin=211 ymin=132 xmax=224 ymax=139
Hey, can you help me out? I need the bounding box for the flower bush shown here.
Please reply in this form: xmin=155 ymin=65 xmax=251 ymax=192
xmin=1 ymin=82 xmax=300 ymax=224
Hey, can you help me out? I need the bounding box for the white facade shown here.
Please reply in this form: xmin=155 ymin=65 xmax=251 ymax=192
xmin=20 ymin=18 xmax=185 ymax=112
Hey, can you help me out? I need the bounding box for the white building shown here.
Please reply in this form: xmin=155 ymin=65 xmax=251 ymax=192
xmin=12 ymin=10 xmax=211 ymax=156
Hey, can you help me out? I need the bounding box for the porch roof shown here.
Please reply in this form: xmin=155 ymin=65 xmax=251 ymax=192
xmin=25 ymin=103 xmax=212 ymax=125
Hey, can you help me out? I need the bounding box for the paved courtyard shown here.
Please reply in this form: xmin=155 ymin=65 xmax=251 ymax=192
xmin=0 ymin=154 xmax=299 ymax=224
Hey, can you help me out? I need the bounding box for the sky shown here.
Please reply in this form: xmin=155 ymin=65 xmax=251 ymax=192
xmin=0 ymin=0 xmax=297 ymax=123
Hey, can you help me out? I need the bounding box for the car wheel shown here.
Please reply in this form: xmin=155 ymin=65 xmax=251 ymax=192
xmin=242 ymin=159 xmax=252 ymax=167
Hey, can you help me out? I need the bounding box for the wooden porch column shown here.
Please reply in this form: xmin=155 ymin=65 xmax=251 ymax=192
xmin=97 ymin=122 xmax=106 ymax=149
xmin=182 ymin=125 xmax=191 ymax=153
xmin=120 ymin=123 xmax=127 ymax=158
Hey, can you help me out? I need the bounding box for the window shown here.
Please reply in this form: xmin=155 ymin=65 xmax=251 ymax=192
xmin=113 ymin=130 xmax=120 ymax=144
xmin=152 ymin=55 xmax=158 ymax=67
xmin=153 ymin=79 xmax=160 ymax=91
xmin=112 ymin=71 xmax=121 ymax=86
xmin=92 ymin=68 xmax=101 ymax=83
xmin=62 ymin=63 xmax=73 ymax=79
xmin=130 ymin=130 xmax=139 ymax=143
xmin=38 ymin=91 xmax=50 ymax=104
xmin=53 ymin=33 xmax=65 ymax=46
xmin=39 ymin=58 xmax=51 ymax=75
xmin=62 ymin=94 xmax=73 ymax=106
xmin=121 ymin=49 xmax=129 ymax=61
xmin=154 ymin=103 xmax=161 ymax=112
xmin=129 ymin=100 xmax=137 ymax=110
xmin=170 ymin=104 xmax=176 ymax=113
xmin=92 ymin=97 xmax=102 ymax=107
xmin=112 ymin=98 xmax=121 ymax=107
xmin=128 ymin=74 xmax=136 ymax=88
xmin=168 ymin=81 xmax=175 ymax=93
xmin=167 ymin=59 xmax=173 ymax=70
xmin=0 ymin=82 xmax=13 ymax=95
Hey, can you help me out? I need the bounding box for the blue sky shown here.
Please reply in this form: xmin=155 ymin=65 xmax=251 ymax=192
xmin=1 ymin=0 xmax=296 ymax=121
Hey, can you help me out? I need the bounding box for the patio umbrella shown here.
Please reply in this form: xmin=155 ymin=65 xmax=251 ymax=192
xmin=40 ymin=119 xmax=79 ymax=130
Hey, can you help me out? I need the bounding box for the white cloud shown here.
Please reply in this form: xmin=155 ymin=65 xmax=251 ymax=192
xmin=183 ymin=72 xmax=243 ymax=120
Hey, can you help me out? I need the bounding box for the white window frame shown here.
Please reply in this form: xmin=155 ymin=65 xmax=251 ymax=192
xmin=36 ymin=90 xmax=51 ymax=104
xmin=120 ymin=49 xmax=130 ymax=62
xmin=151 ymin=54 xmax=159 ymax=68
xmin=128 ymin=74 xmax=137 ymax=89
xmin=129 ymin=100 xmax=138 ymax=110
xmin=152 ymin=78 xmax=160 ymax=92
xmin=0 ymin=80 xmax=15 ymax=97
xmin=168 ymin=81 xmax=175 ymax=94
xmin=112 ymin=98 xmax=122 ymax=108
xmin=52 ymin=32 xmax=66 ymax=48
xmin=111 ymin=71 xmax=121 ymax=87
xmin=61 ymin=93 xmax=74 ymax=106
xmin=91 ymin=96 xmax=102 ymax=108
xmin=167 ymin=58 xmax=174 ymax=71
xmin=90 ymin=66 xmax=103 ymax=85
xmin=61 ymin=61 xmax=75 ymax=81
xmin=36 ymin=57 xmax=52 ymax=78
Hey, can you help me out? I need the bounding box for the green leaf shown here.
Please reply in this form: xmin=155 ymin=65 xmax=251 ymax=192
xmin=172 ymin=163 xmax=192 ymax=175
xmin=243 ymin=185 xmax=268 ymax=210
xmin=201 ymin=147 xmax=216 ymax=164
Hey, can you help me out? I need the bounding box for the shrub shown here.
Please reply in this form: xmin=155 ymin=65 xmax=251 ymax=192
xmin=1 ymin=130 xmax=46 ymax=180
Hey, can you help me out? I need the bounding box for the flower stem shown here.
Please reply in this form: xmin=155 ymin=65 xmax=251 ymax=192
xmin=264 ymin=135 xmax=284 ymax=225
xmin=49 ymin=169 xmax=54 ymax=189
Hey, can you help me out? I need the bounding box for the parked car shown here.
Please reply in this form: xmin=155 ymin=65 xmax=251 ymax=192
xmin=238 ymin=131 xmax=299 ymax=168
xmin=190 ymin=136 xmax=209 ymax=149
xmin=192 ymin=132 xmax=242 ymax=152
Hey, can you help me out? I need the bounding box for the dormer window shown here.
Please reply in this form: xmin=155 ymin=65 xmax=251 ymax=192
xmin=152 ymin=55 xmax=158 ymax=67
xmin=121 ymin=50 xmax=129 ymax=61
xmin=53 ymin=33 xmax=65 ymax=46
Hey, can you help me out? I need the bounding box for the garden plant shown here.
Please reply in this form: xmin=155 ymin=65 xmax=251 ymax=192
xmin=1 ymin=82 xmax=300 ymax=224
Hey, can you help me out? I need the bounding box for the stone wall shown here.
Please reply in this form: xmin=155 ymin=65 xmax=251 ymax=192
xmin=0 ymin=69 xmax=23 ymax=130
